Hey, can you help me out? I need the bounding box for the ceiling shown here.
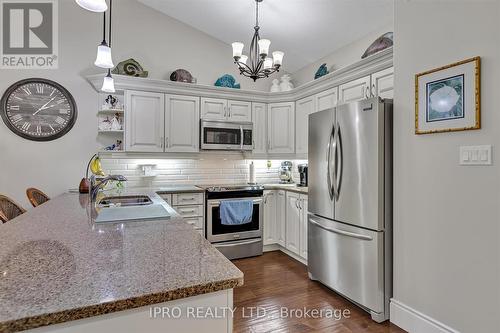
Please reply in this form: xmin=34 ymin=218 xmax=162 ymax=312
xmin=138 ymin=0 xmax=393 ymax=73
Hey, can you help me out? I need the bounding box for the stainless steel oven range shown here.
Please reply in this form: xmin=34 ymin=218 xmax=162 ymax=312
xmin=204 ymin=185 xmax=264 ymax=260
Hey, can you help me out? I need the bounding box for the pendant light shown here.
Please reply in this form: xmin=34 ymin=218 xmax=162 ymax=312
xmin=100 ymin=0 xmax=115 ymax=93
xmin=75 ymin=0 xmax=107 ymax=12
xmin=101 ymin=69 xmax=115 ymax=93
xmin=94 ymin=1 xmax=113 ymax=69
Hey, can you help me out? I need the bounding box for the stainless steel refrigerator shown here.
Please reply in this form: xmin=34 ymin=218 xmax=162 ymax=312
xmin=307 ymin=97 xmax=392 ymax=322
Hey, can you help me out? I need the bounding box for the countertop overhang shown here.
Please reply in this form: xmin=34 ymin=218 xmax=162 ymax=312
xmin=0 ymin=191 xmax=243 ymax=332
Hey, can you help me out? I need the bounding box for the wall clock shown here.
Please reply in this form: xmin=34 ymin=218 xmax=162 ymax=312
xmin=0 ymin=78 xmax=77 ymax=141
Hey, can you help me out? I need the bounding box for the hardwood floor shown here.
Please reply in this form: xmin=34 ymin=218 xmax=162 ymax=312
xmin=232 ymin=251 xmax=406 ymax=333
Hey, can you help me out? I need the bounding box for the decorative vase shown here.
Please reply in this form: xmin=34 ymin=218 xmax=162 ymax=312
xmin=279 ymin=74 xmax=294 ymax=92
xmin=270 ymin=79 xmax=281 ymax=92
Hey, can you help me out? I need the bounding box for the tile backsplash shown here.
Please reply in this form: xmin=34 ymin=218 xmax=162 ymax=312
xmin=100 ymin=156 xmax=307 ymax=188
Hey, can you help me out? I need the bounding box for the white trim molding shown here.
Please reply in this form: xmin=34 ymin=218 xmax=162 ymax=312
xmin=390 ymin=299 xmax=460 ymax=333
xmin=86 ymin=48 xmax=393 ymax=104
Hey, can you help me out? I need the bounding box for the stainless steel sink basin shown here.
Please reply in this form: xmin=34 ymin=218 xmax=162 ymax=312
xmin=97 ymin=195 xmax=153 ymax=208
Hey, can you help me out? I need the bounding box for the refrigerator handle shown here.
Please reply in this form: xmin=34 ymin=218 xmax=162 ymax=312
xmin=309 ymin=218 xmax=373 ymax=241
xmin=332 ymin=122 xmax=339 ymax=200
xmin=334 ymin=122 xmax=344 ymax=201
xmin=326 ymin=125 xmax=335 ymax=200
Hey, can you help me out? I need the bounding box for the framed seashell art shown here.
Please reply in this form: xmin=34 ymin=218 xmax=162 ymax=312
xmin=415 ymin=57 xmax=481 ymax=134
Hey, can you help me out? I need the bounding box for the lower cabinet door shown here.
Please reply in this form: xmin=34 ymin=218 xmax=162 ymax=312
xmin=299 ymin=196 xmax=308 ymax=260
xmin=276 ymin=190 xmax=286 ymax=247
xmin=263 ymin=191 xmax=277 ymax=245
xmin=285 ymin=192 xmax=301 ymax=256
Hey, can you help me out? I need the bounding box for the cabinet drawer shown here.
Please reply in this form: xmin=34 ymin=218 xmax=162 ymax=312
xmin=174 ymin=205 xmax=204 ymax=218
xmin=173 ymin=193 xmax=204 ymax=206
xmin=184 ymin=217 xmax=204 ymax=229
xmin=158 ymin=194 xmax=172 ymax=205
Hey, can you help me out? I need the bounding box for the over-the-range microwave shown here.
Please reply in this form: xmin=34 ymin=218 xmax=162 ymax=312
xmin=200 ymin=120 xmax=253 ymax=151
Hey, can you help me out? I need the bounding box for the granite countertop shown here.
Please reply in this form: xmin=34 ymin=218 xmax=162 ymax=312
xmin=155 ymin=185 xmax=204 ymax=194
xmin=262 ymin=184 xmax=308 ymax=195
xmin=0 ymin=191 xmax=243 ymax=332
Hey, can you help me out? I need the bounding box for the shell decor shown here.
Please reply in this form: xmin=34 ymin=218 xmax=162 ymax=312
xmin=214 ymin=74 xmax=241 ymax=89
xmin=170 ymin=69 xmax=194 ymax=83
xmin=112 ymin=58 xmax=148 ymax=77
xmin=361 ymin=32 xmax=394 ymax=59
xmin=314 ymin=63 xmax=329 ymax=80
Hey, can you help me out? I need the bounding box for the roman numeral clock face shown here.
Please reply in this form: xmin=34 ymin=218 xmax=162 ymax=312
xmin=1 ymin=79 xmax=77 ymax=141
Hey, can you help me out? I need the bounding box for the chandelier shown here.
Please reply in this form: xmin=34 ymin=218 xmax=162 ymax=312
xmin=232 ymin=0 xmax=284 ymax=82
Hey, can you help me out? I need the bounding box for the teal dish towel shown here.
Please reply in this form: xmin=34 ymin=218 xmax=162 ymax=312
xmin=220 ymin=200 xmax=253 ymax=225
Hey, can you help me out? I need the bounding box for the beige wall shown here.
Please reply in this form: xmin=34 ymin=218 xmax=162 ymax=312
xmin=392 ymin=0 xmax=500 ymax=332
xmin=292 ymin=25 xmax=393 ymax=87
xmin=0 ymin=0 xmax=271 ymax=208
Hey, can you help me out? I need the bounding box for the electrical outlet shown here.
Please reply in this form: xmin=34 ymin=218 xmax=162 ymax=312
xmin=459 ymin=145 xmax=492 ymax=165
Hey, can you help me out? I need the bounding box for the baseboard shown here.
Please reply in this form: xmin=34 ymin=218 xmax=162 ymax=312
xmin=390 ymin=299 xmax=460 ymax=333
xmin=263 ymin=244 xmax=307 ymax=265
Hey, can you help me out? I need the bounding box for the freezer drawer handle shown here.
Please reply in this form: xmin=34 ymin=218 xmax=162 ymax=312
xmin=214 ymin=239 xmax=261 ymax=247
xmin=309 ymin=218 xmax=373 ymax=241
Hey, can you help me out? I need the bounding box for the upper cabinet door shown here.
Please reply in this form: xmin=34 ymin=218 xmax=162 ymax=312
xmin=125 ymin=90 xmax=165 ymax=152
xmin=267 ymin=102 xmax=295 ymax=154
xmin=315 ymin=87 xmax=338 ymax=112
xmin=339 ymin=75 xmax=371 ymax=104
xmin=252 ymin=103 xmax=267 ymax=154
xmin=165 ymin=95 xmax=200 ymax=153
xmin=371 ymin=67 xmax=394 ymax=99
xmin=295 ymin=96 xmax=316 ymax=155
xmin=201 ymin=97 xmax=227 ymax=120
xmin=227 ymin=100 xmax=252 ymax=122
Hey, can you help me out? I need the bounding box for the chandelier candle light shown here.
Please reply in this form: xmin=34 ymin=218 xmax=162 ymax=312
xmin=232 ymin=0 xmax=284 ymax=82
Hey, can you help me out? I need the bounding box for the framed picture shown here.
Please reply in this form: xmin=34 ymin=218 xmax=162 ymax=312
xmin=415 ymin=57 xmax=480 ymax=134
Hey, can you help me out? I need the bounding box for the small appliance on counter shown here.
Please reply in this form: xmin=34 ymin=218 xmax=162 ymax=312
xmin=279 ymin=161 xmax=293 ymax=184
xmin=298 ymin=164 xmax=308 ymax=187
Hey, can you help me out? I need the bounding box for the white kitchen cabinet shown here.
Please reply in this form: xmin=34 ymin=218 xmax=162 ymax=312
xmin=339 ymin=75 xmax=371 ymax=104
xmin=164 ymin=95 xmax=200 ymax=152
xmin=267 ymin=102 xmax=295 ymax=154
xmin=201 ymin=97 xmax=251 ymax=121
xmin=201 ymin=97 xmax=227 ymax=120
xmin=276 ymin=190 xmax=286 ymax=247
xmin=263 ymin=190 xmax=277 ymax=245
xmin=125 ymin=90 xmax=165 ymax=152
xmin=371 ymin=67 xmax=394 ymax=99
xmin=264 ymin=190 xmax=287 ymax=247
xmin=251 ymin=103 xmax=267 ymax=154
xmin=299 ymin=195 xmax=308 ymax=260
xmin=285 ymin=191 xmax=301 ymax=256
xmin=315 ymin=87 xmax=338 ymax=112
xmin=295 ymin=96 xmax=316 ymax=155
xmin=227 ymin=100 xmax=252 ymax=122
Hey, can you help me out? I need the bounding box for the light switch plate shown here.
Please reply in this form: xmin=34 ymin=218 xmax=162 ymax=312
xmin=459 ymin=145 xmax=492 ymax=165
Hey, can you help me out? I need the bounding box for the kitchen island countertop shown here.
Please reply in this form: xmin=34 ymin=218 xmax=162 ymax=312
xmin=0 ymin=191 xmax=243 ymax=332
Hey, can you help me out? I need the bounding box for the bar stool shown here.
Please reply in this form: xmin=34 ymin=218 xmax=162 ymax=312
xmin=26 ymin=188 xmax=50 ymax=207
xmin=0 ymin=194 xmax=26 ymax=223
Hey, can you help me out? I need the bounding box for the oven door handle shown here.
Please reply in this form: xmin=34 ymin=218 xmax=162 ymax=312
xmin=214 ymin=239 xmax=262 ymax=247
xmin=240 ymin=125 xmax=244 ymax=150
xmin=208 ymin=198 xmax=263 ymax=207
